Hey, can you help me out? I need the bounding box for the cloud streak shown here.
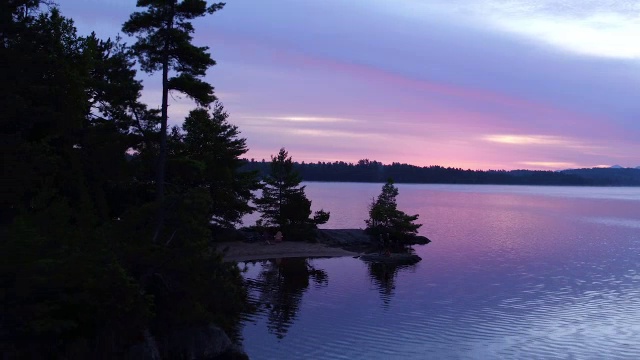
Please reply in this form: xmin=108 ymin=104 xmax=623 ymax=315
xmin=483 ymin=135 xmax=571 ymax=146
xmin=519 ymin=161 xmax=579 ymax=169
xmin=383 ymin=0 xmax=640 ymax=59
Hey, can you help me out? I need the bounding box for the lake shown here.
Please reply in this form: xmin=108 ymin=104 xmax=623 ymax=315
xmin=238 ymin=183 xmax=640 ymax=359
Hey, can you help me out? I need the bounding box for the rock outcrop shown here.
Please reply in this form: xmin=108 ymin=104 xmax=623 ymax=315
xmin=316 ymin=228 xmax=431 ymax=250
xmin=126 ymin=325 xmax=247 ymax=360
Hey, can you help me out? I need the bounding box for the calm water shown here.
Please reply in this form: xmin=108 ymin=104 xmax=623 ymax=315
xmin=239 ymin=183 xmax=640 ymax=359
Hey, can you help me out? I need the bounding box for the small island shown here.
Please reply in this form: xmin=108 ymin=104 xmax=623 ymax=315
xmin=220 ymin=178 xmax=431 ymax=265
xmin=219 ymin=228 xmax=431 ymax=263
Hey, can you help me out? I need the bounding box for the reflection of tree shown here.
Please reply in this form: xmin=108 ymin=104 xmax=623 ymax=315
xmin=367 ymin=262 xmax=416 ymax=309
xmin=246 ymin=258 xmax=328 ymax=339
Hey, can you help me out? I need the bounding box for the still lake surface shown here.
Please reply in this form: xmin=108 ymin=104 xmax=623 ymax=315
xmin=238 ymin=183 xmax=640 ymax=359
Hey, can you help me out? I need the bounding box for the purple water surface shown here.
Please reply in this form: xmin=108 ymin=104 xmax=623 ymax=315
xmin=239 ymin=184 xmax=640 ymax=359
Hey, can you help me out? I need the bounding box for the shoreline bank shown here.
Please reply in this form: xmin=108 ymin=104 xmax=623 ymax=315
xmin=218 ymin=228 xmax=430 ymax=262
xmin=219 ymin=241 xmax=360 ymax=262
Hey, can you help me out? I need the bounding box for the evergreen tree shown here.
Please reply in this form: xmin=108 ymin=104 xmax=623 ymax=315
xmin=365 ymin=179 xmax=422 ymax=240
xmin=168 ymin=103 xmax=260 ymax=228
xmin=256 ymin=148 xmax=329 ymax=239
xmin=122 ymin=0 xmax=224 ymax=241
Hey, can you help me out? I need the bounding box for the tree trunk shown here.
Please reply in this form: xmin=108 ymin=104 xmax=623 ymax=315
xmin=153 ymin=12 xmax=173 ymax=244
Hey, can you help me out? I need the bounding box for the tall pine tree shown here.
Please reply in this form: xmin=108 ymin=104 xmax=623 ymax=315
xmin=122 ymin=0 xmax=224 ymax=241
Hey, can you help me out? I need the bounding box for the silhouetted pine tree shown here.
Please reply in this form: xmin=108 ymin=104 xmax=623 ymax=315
xmin=365 ymin=179 xmax=422 ymax=241
xmin=255 ymin=148 xmax=330 ymax=240
xmin=122 ymin=0 xmax=224 ymax=241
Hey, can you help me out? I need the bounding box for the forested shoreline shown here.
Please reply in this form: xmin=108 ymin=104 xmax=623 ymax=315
xmin=243 ymin=159 xmax=640 ymax=186
xmin=1 ymin=1 xmax=254 ymax=358
xmin=0 ymin=2 xmax=338 ymax=358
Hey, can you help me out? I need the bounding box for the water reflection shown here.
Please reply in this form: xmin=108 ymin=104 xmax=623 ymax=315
xmin=246 ymin=258 xmax=328 ymax=339
xmin=240 ymin=185 xmax=640 ymax=359
xmin=367 ymin=262 xmax=417 ymax=308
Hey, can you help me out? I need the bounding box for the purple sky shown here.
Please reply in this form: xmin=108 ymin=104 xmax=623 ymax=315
xmin=62 ymin=0 xmax=639 ymax=170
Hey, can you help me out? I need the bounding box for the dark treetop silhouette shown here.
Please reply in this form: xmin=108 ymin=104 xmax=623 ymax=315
xmin=242 ymin=159 xmax=640 ymax=186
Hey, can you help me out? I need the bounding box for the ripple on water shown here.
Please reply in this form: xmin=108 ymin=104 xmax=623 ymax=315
xmin=583 ymin=216 xmax=640 ymax=229
xmin=239 ymin=185 xmax=640 ymax=359
xmin=239 ymin=253 xmax=640 ymax=360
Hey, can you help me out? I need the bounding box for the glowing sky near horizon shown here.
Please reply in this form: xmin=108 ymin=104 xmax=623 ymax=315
xmin=62 ymin=0 xmax=639 ymax=170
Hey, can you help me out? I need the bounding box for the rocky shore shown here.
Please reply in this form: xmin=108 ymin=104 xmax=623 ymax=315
xmin=219 ymin=228 xmax=431 ymax=262
xmin=316 ymin=228 xmax=431 ymax=251
xmin=127 ymin=325 xmax=248 ymax=360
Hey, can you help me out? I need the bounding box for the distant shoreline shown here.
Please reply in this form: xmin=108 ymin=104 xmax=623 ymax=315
xmin=299 ymin=181 xmax=640 ymax=187
xmin=241 ymin=161 xmax=640 ymax=187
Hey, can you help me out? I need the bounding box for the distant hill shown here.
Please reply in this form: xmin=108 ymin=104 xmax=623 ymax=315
xmin=561 ymin=167 xmax=640 ymax=186
xmin=610 ymin=165 xmax=624 ymax=169
xmin=242 ymin=160 xmax=640 ymax=186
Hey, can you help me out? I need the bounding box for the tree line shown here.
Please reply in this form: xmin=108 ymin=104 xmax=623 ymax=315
xmin=242 ymin=159 xmax=640 ymax=186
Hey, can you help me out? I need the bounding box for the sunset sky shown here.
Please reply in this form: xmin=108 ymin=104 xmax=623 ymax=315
xmin=63 ymin=0 xmax=639 ymax=170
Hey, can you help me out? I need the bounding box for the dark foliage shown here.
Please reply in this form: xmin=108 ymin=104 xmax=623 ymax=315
xmin=168 ymin=103 xmax=261 ymax=229
xmin=1 ymin=3 xmax=250 ymax=357
xmin=254 ymin=148 xmax=330 ymax=240
xmin=561 ymin=167 xmax=640 ymax=186
xmin=365 ymin=179 xmax=422 ymax=241
xmin=122 ymin=0 xmax=224 ymax=241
